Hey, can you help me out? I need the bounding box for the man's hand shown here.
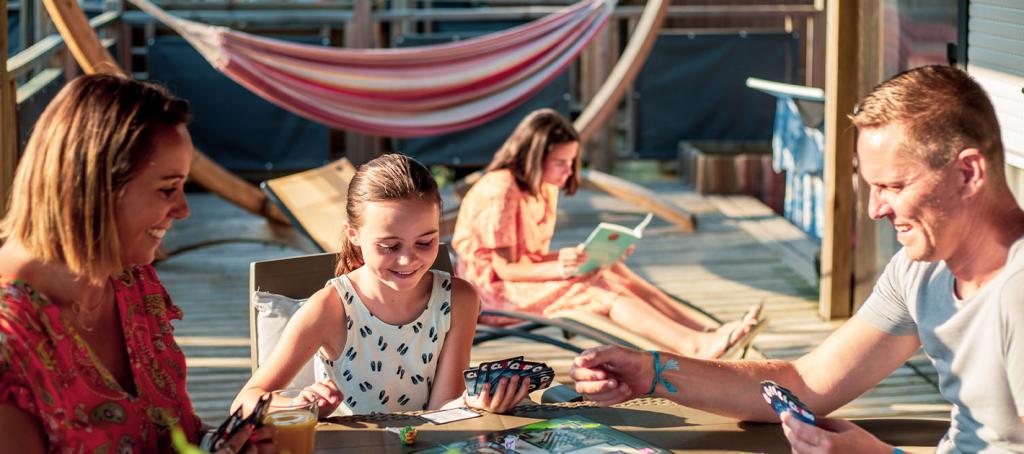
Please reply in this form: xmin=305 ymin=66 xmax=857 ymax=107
xmin=781 ymin=412 xmax=892 ymax=454
xmin=570 ymin=345 xmax=654 ymax=406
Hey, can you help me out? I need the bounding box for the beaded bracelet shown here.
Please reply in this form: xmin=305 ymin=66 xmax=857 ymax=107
xmin=645 ymin=351 xmax=680 ymax=395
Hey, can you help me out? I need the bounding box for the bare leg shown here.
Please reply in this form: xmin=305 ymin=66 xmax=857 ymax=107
xmin=607 ymin=292 xmax=756 ymax=359
xmin=608 ymin=262 xmax=718 ymax=331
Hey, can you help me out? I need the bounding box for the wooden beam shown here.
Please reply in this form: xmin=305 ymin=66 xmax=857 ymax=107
xmin=343 ymin=0 xmax=380 ymax=166
xmin=573 ymin=0 xmax=667 ymax=143
xmin=1 ymin=0 xmax=18 ymax=219
xmin=41 ymin=0 xmax=120 ymax=74
xmin=40 ymin=0 xmax=289 ymax=224
xmin=819 ymin=0 xmax=858 ymax=319
xmin=581 ymin=169 xmax=695 ymax=232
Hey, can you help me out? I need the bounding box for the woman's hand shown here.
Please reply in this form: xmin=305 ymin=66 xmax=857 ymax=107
xmin=465 ymin=375 xmax=532 ymax=414
xmin=298 ymin=379 xmax=343 ymax=418
xmin=212 ymin=424 xmax=278 ymax=454
xmin=781 ymin=412 xmax=892 ymax=454
xmin=557 ymin=244 xmax=589 ymax=278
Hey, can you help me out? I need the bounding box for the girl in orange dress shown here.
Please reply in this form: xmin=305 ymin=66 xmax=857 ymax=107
xmin=453 ymin=109 xmax=762 ymax=359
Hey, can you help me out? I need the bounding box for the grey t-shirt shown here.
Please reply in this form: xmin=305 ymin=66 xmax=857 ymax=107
xmin=858 ymin=237 xmax=1024 ymax=453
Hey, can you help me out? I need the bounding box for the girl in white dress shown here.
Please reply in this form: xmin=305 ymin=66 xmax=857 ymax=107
xmin=233 ymin=154 xmax=530 ymax=416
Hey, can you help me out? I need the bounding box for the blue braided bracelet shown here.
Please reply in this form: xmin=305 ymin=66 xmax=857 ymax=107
xmin=645 ymin=351 xmax=680 ymax=395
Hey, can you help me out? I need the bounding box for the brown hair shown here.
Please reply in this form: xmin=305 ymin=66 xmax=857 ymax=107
xmin=485 ymin=108 xmax=581 ymax=196
xmin=335 ymin=154 xmax=441 ymax=275
xmin=851 ymin=65 xmax=1003 ymax=170
xmin=0 ymin=74 xmax=190 ymax=284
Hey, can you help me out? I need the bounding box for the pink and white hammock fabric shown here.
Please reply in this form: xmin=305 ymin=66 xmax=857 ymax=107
xmin=126 ymin=0 xmax=614 ymax=137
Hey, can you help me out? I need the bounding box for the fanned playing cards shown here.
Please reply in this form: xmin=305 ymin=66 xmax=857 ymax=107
xmin=464 ymin=356 xmax=554 ymax=396
xmin=761 ymin=380 xmax=816 ymax=426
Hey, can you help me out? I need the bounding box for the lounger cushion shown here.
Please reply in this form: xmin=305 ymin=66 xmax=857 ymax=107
xmin=253 ymin=291 xmax=317 ymax=389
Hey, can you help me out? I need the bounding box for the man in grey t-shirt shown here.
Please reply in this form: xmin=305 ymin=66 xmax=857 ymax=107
xmin=569 ymin=65 xmax=1024 ymax=453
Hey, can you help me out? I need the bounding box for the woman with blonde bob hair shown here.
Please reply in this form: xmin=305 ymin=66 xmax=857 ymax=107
xmin=0 ymin=74 xmax=272 ymax=452
xmin=453 ymin=108 xmax=764 ymax=359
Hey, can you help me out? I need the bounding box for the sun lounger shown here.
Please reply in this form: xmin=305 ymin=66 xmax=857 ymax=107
xmin=258 ymin=164 xmax=753 ymax=359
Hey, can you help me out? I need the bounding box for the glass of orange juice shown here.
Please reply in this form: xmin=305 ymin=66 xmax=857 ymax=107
xmin=264 ymin=389 xmax=318 ymax=454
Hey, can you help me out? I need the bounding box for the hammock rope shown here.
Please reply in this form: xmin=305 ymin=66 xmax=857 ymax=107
xmin=126 ymin=0 xmax=615 ymax=137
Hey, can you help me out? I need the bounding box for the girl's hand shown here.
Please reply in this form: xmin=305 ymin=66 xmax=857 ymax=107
xmin=298 ymin=379 xmax=343 ymax=418
xmin=465 ymin=375 xmax=532 ymax=414
xmin=618 ymin=245 xmax=636 ymax=263
xmin=557 ymin=244 xmax=589 ymax=278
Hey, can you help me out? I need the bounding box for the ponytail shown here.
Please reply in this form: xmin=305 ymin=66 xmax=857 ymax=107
xmin=335 ymin=226 xmax=363 ymax=276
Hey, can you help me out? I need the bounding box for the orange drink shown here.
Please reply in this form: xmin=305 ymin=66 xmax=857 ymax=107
xmin=264 ymin=409 xmax=317 ymax=454
xmin=264 ymin=389 xmax=318 ymax=454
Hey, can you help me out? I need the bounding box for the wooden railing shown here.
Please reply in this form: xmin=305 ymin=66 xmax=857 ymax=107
xmin=9 ymin=10 xmax=119 ymax=82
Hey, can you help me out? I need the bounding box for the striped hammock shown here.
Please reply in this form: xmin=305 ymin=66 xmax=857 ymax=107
xmin=126 ymin=0 xmax=615 ymax=137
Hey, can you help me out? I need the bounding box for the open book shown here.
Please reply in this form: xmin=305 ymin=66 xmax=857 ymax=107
xmin=575 ymin=213 xmax=653 ymax=275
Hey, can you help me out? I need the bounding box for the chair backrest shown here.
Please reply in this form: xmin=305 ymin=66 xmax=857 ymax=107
xmin=248 ymin=244 xmax=454 ymax=377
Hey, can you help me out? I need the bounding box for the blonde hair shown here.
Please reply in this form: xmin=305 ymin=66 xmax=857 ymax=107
xmin=336 ymin=154 xmax=441 ymax=276
xmin=0 ymin=74 xmax=190 ymax=284
xmin=851 ymin=65 xmax=1003 ymax=170
xmin=485 ymin=108 xmax=581 ymax=196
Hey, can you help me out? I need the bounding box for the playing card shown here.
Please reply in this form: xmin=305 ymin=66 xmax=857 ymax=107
xmin=463 ymin=367 xmax=481 ymax=396
xmin=525 ymin=370 xmax=554 ymax=391
xmin=203 ymin=392 xmax=272 ymax=450
xmin=485 ymin=356 xmax=523 ymax=391
xmin=476 ymin=360 xmax=495 ymax=395
xmin=419 ymin=407 xmax=482 ymax=425
xmin=760 ymin=380 xmax=816 ymax=426
xmin=510 ymin=359 xmax=547 ymax=378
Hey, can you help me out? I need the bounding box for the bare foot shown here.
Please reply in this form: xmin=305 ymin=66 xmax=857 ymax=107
xmin=691 ymin=304 xmax=762 ymax=359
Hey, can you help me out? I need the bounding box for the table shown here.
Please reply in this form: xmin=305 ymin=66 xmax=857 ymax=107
xmin=312 ymin=398 xmax=948 ymax=453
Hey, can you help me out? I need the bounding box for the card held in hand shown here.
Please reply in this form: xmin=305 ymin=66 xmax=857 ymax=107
xmin=760 ymin=380 xmax=816 ymax=426
xmin=202 ymin=393 xmax=272 ymax=451
xmin=464 ymin=356 xmax=553 ymax=397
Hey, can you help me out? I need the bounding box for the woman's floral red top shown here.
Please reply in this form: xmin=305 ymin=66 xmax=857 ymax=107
xmin=0 ymin=265 xmax=202 ymax=452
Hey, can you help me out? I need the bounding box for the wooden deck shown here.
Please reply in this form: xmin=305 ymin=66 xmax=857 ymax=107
xmin=157 ymin=181 xmax=949 ymax=424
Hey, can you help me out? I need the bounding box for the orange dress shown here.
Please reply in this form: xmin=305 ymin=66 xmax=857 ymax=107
xmin=0 ymin=266 xmax=202 ymax=452
xmin=453 ymin=170 xmax=630 ymax=323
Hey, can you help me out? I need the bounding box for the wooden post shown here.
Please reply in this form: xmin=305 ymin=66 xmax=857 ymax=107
xmin=851 ymin=0 xmax=884 ymax=311
xmin=581 ymin=26 xmax=612 ymax=171
xmin=819 ymin=0 xmax=858 ymax=319
xmin=344 ymin=0 xmax=379 ymax=166
xmin=1 ymin=0 xmax=17 ymax=218
xmin=809 ymin=0 xmax=827 ymax=88
xmin=573 ymin=0 xmax=667 ymax=143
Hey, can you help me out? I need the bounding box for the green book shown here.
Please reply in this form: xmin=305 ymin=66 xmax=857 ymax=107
xmin=413 ymin=415 xmax=670 ymax=453
xmin=574 ymin=213 xmax=654 ymax=275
